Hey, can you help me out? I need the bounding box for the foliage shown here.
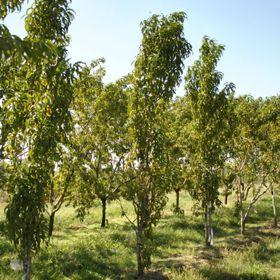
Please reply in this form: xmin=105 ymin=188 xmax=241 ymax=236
xmin=70 ymin=60 xmax=129 ymax=227
xmin=0 ymin=0 xmax=25 ymax=18
xmin=231 ymin=96 xmax=273 ymax=234
xmin=165 ymin=97 xmax=191 ymax=214
xmin=0 ymin=0 xmax=79 ymax=278
xmin=258 ymin=96 xmax=280 ymax=185
xmin=25 ymin=0 xmax=74 ymax=45
xmin=184 ymin=36 xmax=235 ymax=245
xmin=237 ymin=95 xmax=279 ymax=230
xmin=124 ymin=12 xmax=192 ymax=275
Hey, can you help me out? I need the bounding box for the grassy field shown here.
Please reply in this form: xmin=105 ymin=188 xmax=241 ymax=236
xmin=0 ymin=193 xmax=279 ymax=279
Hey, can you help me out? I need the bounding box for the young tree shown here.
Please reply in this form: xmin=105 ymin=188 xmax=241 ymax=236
xmin=184 ymin=36 xmax=235 ymax=246
xmin=45 ymin=61 xmax=106 ymax=236
xmin=47 ymin=152 xmax=75 ymax=237
xmin=123 ymin=12 xmax=191 ymax=276
xmin=72 ymin=61 xmax=129 ymax=227
xmin=233 ymin=96 xmax=270 ymax=235
xmin=1 ymin=1 xmax=78 ymax=278
xmin=258 ymin=96 xmax=280 ymax=228
xmin=91 ymin=80 xmax=129 ymax=227
xmin=166 ymin=97 xmax=191 ymax=215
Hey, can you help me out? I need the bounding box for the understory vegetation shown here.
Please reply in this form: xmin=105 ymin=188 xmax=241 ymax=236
xmin=0 ymin=193 xmax=279 ymax=279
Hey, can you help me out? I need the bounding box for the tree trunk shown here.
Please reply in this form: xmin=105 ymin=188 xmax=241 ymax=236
xmin=240 ymin=182 xmax=245 ymax=235
xmin=136 ymin=228 xmax=144 ymax=278
xmin=241 ymin=215 xmax=245 ymax=235
xmin=240 ymin=197 xmax=246 ymax=235
xmin=23 ymin=238 xmax=32 ymax=280
xmin=48 ymin=212 xmax=55 ymax=237
xmin=175 ymin=189 xmax=180 ymax=211
xmin=101 ymin=197 xmax=107 ymax=228
xmin=271 ymin=187 xmax=278 ymax=228
xmin=224 ymin=193 xmax=228 ymax=205
xmin=204 ymin=203 xmax=213 ymax=247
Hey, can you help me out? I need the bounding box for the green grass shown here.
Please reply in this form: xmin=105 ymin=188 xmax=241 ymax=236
xmin=0 ymin=193 xmax=279 ymax=279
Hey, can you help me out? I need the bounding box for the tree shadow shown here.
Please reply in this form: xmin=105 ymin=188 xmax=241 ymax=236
xmin=142 ymin=271 xmax=169 ymax=280
xmin=161 ymin=209 xmax=241 ymax=242
xmin=225 ymin=225 xmax=280 ymax=251
xmin=199 ymin=267 xmax=271 ymax=280
xmin=109 ymin=223 xmax=135 ymax=252
xmin=34 ymin=239 xmax=135 ymax=279
xmin=246 ymin=196 xmax=277 ymax=225
xmin=253 ymin=242 xmax=280 ymax=264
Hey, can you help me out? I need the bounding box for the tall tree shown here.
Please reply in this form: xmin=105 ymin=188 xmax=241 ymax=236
xmin=184 ymin=36 xmax=235 ymax=246
xmin=123 ymin=12 xmax=191 ymax=276
xmin=1 ymin=1 xmax=78 ymax=278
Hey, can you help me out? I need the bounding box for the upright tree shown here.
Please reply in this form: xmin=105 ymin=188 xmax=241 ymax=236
xmin=184 ymin=36 xmax=235 ymax=246
xmin=71 ymin=61 xmax=129 ymax=227
xmin=123 ymin=12 xmax=191 ymax=276
xmin=235 ymin=96 xmax=280 ymax=229
xmin=265 ymin=96 xmax=280 ymax=227
xmin=166 ymin=97 xmax=191 ymax=215
xmin=255 ymin=96 xmax=280 ymax=228
xmin=47 ymin=151 xmax=75 ymax=237
xmin=232 ymin=96 xmax=270 ymax=235
xmin=1 ymin=1 xmax=78 ymax=278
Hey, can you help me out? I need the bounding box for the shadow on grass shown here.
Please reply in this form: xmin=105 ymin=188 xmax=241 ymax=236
xmin=253 ymin=242 xmax=280 ymax=264
xmin=164 ymin=216 xmax=204 ymax=231
xmin=199 ymin=267 xmax=271 ymax=280
xmin=245 ymin=196 xmax=278 ymax=226
xmin=162 ymin=207 xmax=241 ymax=240
xmin=34 ymin=244 xmax=169 ymax=280
xmin=196 ymin=246 xmax=223 ymax=261
xmin=225 ymin=225 xmax=280 ymax=251
xmin=110 ymin=232 xmax=135 ymax=253
xmin=34 ymin=244 xmax=135 ymax=280
xmin=159 ymin=215 xmax=203 ymax=229
xmin=225 ymin=234 xmax=263 ymax=251
xmin=139 ymin=271 xmax=169 ymax=280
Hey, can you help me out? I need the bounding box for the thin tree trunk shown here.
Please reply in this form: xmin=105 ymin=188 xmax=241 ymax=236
xmin=224 ymin=193 xmax=228 ymax=205
xmin=204 ymin=203 xmax=213 ymax=247
xmin=48 ymin=212 xmax=55 ymax=237
xmin=175 ymin=189 xmax=180 ymax=211
xmin=240 ymin=213 xmax=246 ymax=235
xmin=241 ymin=215 xmax=245 ymax=235
xmin=240 ymin=181 xmax=245 ymax=235
xmin=271 ymin=187 xmax=278 ymax=228
xmin=101 ymin=197 xmax=107 ymax=228
xmin=23 ymin=237 xmax=32 ymax=280
xmin=204 ymin=206 xmax=208 ymax=246
xmin=136 ymin=228 xmax=144 ymax=278
xmin=241 ymin=202 xmax=248 ymax=235
xmin=240 ymin=180 xmax=268 ymax=235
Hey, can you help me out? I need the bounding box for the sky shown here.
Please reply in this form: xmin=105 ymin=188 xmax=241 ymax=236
xmin=3 ymin=0 xmax=280 ymax=98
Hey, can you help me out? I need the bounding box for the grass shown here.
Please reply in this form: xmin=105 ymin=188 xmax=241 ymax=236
xmin=0 ymin=193 xmax=279 ymax=279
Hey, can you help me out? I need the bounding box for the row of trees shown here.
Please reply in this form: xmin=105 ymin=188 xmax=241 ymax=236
xmin=0 ymin=0 xmax=279 ymax=278
xmin=172 ymin=86 xmax=279 ymax=237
